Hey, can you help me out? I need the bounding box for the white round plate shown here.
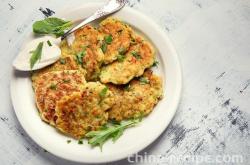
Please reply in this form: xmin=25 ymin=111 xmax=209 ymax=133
xmin=10 ymin=3 xmax=182 ymax=164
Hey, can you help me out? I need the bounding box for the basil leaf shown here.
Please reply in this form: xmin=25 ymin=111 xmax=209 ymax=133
xmin=33 ymin=17 xmax=72 ymax=37
xmin=30 ymin=42 xmax=43 ymax=69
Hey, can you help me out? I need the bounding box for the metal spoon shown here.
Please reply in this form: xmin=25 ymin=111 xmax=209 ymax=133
xmin=61 ymin=0 xmax=127 ymax=41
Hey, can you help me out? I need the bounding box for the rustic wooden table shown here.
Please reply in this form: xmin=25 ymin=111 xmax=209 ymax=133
xmin=0 ymin=0 xmax=249 ymax=164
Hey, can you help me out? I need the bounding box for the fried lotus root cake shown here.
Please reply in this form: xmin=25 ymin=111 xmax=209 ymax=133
xmin=55 ymin=82 xmax=115 ymax=139
xmin=34 ymin=70 xmax=86 ymax=125
xmin=108 ymin=70 xmax=163 ymax=121
xmin=61 ymin=25 xmax=104 ymax=81
xmin=99 ymin=18 xmax=133 ymax=64
xmin=31 ymin=56 xmax=86 ymax=88
xmin=100 ymin=35 xmax=155 ymax=84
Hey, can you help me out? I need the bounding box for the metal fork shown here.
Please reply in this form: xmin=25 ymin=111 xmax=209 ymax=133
xmin=61 ymin=0 xmax=127 ymax=41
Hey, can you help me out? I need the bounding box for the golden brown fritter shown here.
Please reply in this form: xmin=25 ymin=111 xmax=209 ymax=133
xmin=100 ymin=35 xmax=155 ymax=84
xmin=55 ymin=82 xmax=115 ymax=139
xmin=31 ymin=56 xmax=86 ymax=89
xmin=108 ymin=70 xmax=163 ymax=121
xmin=99 ymin=18 xmax=133 ymax=64
xmin=34 ymin=70 xmax=86 ymax=125
xmin=60 ymin=25 xmax=104 ymax=81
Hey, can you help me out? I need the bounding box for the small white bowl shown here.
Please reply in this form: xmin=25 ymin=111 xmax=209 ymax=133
xmin=10 ymin=3 xmax=182 ymax=163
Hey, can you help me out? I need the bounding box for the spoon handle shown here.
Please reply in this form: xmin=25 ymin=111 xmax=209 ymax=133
xmin=61 ymin=0 xmax=127 ymax=40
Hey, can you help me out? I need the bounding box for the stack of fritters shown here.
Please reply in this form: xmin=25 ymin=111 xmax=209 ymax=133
xmin=32 ymin=17 xmax=163 ymax=139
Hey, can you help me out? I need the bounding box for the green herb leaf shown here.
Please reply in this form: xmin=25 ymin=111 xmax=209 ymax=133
xmin=50 ymin=83 xmax=57 ymax=90
xmin=75 ymin=49 xmax=86 ymax=65
xmin=33 ymin=17 xmax=72 ymax=37
xmin=67 ymin=140 xmax=71 ymax=144
xmin=101 ymin=42 xmax=107 ymax=53
xmin=131 ymin=51 xmax=141 ymax=60
xmin=78 ymin=139 xmax=83 ymax=144
xmin=99 ymin=87 xmax=108 ymax=98
xmin=139 ymin=77 xmax=150 ymax=84
xmin=30 ymin=42 xmax=43 ymax=69
xmin=152 ymin=60 xmax=159 ymax=67
xmin=117 ymin=54 xmax=126 ymax=62
xmin=63 ymin=79 xmax=70 ymax=83
xmin=85 ymin=119 xmax=140 ymax=149
xmin=47 ymin=40 xmax=52 ymax=46
xmin=59 ymin=58 xmax=66 ymax=64
xmin=104 ymin=35 xmax=113 ymax=44
xmin=124 ymin=84 xmax=131 ymax=91
xmin=118 ymin=47 xmax=126 ymax=55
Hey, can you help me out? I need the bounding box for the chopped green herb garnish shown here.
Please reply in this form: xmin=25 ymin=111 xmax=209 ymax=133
xmin=99 ymin=87 xmax=108 ymax=98
xmin=85 ymin=119 xmax=140 ymax=149
xmin=131 ymin=51 xmax=141 ymax=60
xmin=124 ymin=84 xmax=131 ymax=91
xmin=47 ymin=40 xmax=52 ymax=46
xmin=152 ymin=60 xmax=159 ymax=67
xmin=118 ymin=47 xmax=126 ymax=55
xmin=78 ymin=139 xmax=83 ymax=144
xmin=104 ymin=35 xmax=113 ymax=44
xmin=32 ymin=17 xmax=72 ymax=37
xmin=50 ymin=83 xmax=57 ymax=90
xmin=30 ymin=42 xmax=43 ymax=69
xmin=139 ymin=77 xmax=150 ymax=84
xmin=101 ymin=42 xmax=107 ymax=53
xmin=59 ymin=58 xmax=66 ymax=64
xmin=117 ymin=54 xmax=126 ymax=62
xmin=63 ymin=79 xmax=70 ymax=83
xmin=75 ymin=49 xmax=86 ymax=65
xmin=67 ymin=140 xmax=71 ymax=144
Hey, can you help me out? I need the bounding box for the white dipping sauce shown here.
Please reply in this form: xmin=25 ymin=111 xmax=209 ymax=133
xmin=13 ymin=36 xmax=61 ymax=71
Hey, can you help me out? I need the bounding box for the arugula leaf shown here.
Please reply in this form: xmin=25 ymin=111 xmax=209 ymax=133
xmin=139 ymin=77 xmax=150 ymax=84
xmin=33 ymin=17 xmax=72 ymax=37
xmin=104 ymin=35 xmax=113 ymax=44
xmin=131 ymin=51 xmax=141 ymax=60
xmin=30 ymin=42 xmax=43 ymax=69
xmin=85 ymin=119 xmax=140 ymax=149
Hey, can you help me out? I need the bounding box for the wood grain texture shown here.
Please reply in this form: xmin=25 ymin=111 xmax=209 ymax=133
xmin=0 ymin=0 xmax=249 ymax=164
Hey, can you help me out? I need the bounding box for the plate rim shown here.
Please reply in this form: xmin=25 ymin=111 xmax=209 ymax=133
xmin=10 ymin=3 xmax=182 ymax=163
